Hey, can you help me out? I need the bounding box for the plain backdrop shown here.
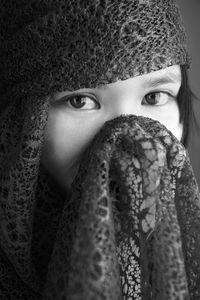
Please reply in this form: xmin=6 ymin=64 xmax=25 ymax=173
xmin=177 ymin=0 xmax=200 ymax=188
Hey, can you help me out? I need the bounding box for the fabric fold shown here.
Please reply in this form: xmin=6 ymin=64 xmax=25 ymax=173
xmin=1 ymin=106 xmax=200 ymax=299
xmin=43 ymin=115 xmax=200 ymax=300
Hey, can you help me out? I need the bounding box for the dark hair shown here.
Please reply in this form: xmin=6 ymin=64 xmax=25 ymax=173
xmin=179 ymin=65 xmax=198 ymax=147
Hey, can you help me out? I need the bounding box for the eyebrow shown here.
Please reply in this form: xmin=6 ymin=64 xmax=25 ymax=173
xmin=95 ymin=84 xmax=109 ymax=90
xmin=146 ymin=73 xmax=181 ymax=88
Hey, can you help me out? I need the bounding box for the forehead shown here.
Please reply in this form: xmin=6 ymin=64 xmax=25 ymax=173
xmin=54 ymin=65 xmax=182 ymax=98
xmin=97 ymin=65 xmax=181 ymax=90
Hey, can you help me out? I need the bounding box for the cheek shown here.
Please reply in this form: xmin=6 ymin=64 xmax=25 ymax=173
xmin=42 ymin=112 xmax=89 ymax=167
xmin=41 ymin=109 xmax=103 ymax=189
xmin=164 ymin=119 xmax=183 ymax=141
xmin=156 ymin=104 xmax=183 ymax=141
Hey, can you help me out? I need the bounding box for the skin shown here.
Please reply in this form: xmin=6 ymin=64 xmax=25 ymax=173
xmin=41 ymin=65 xmax=183 ymax=192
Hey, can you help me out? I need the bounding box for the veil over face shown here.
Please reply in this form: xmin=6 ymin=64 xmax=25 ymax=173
xmin=1 ymin=1 xmax=200 ymax=300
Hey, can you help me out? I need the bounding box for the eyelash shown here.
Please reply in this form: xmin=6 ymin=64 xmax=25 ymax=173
xmin=142 ymin=91 xmax=174 ymax=106
xmin=59 ymin=91 xmax=175 ymax=110
xmin=59 ymin=93 xmax=100 ymax=110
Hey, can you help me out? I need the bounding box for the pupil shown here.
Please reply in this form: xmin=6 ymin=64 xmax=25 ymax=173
xmin=71 ymin=96 xmax=85 ymax=108
xmin=147 ymin=93 xmax=157 ymax=104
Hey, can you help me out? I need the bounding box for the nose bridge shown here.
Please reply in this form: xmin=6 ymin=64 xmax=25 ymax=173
xmin=110 ymin=93 xmax=141 ymax=119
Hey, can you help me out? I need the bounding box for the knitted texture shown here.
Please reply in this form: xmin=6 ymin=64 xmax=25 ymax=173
xmin=1 ymin=0 xmax=190 ymax=106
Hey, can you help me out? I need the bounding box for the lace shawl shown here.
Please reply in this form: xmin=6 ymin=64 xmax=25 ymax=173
xmin=0 ymin=99 xmax=200 ymax=300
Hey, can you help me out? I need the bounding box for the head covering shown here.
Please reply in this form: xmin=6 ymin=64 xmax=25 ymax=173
xmin=1 ymin=1 xmax=200 ymax=300
xmin=1 ymin=0 xmax=190 ymax=107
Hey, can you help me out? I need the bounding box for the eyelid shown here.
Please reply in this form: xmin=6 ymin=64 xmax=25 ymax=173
xmin=148 ymin=80 xmax=181 ymax=95
xmin=147 ymin=89 xmax=177 ymax=98
xmin=141 ymin=91 xmax=175 ymax=106
xmin=60 ymin=91 xmax=98 ymax=101
xmin=58 ymin=92 xmax=101 ymax=110
xmin=57 ymin=91 xmax=100 ymax=106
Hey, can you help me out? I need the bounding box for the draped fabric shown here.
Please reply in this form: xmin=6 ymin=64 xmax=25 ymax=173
xmin=0 ymin=99 xmax=200 ymax=299
xmin=1 ymin=0 xmax=190 ymax=106
xmin=0 ymin=1 xmax=197 ymax=299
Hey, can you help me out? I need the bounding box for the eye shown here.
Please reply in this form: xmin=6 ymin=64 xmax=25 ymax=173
xmin=60 ymin=94 xmax=100 ymax=110
xmin=142 ymin=92 xmax=173 ymax=106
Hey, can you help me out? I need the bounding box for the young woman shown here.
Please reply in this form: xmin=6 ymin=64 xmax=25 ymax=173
xmin=0 ymin=0 xmax=199 ymax=299
xmin=42 ymin=64 xmax=190 ymax=192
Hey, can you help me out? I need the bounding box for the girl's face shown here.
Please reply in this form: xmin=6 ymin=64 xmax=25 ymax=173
xmin=41 ymin=65 xmax=183 ymax=191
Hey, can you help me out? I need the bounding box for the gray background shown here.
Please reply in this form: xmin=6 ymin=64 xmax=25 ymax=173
xmin=178 ymin=0 xmax=200 ymax=187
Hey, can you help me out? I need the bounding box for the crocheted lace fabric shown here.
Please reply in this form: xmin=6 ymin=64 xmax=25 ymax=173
xmin=0 ymin=98 xmax=200 ymax=299
xmin=1 ymin=0 xmax=190 ymax=108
